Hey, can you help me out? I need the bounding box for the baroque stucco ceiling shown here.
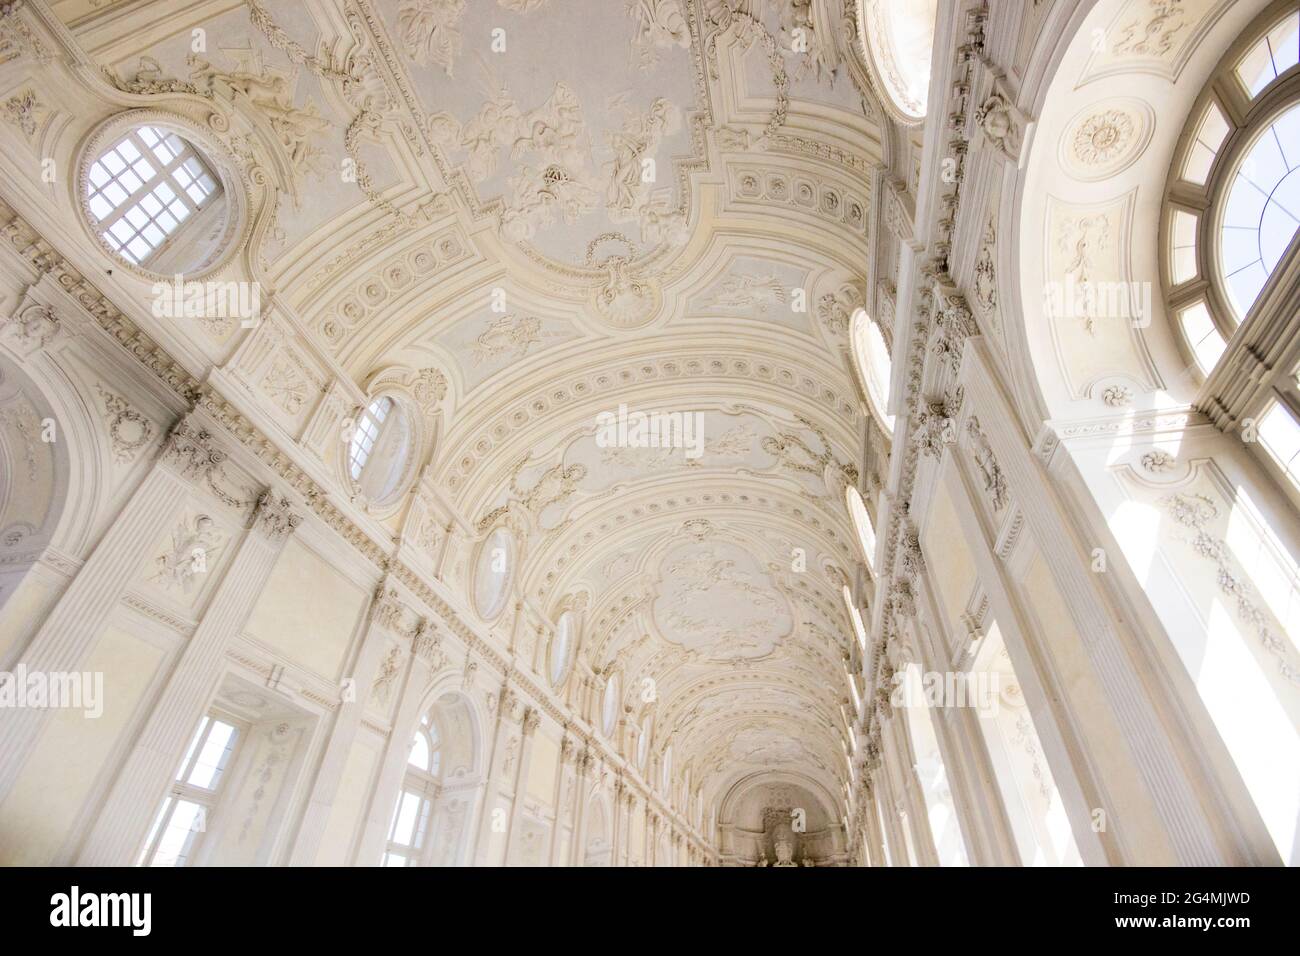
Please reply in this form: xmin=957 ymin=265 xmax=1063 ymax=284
xmin=42 ymin=0 xmax=889 ymax=813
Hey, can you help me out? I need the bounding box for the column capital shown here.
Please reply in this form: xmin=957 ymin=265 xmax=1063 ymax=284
xmin=0 ymin=299 xmax=62 ymax=357
xmin=371 ymin=584 xmax=406 ymax=632
xmin=522 ymin=707 xmax=542 ymax=737
xmin=250 ymin=488 xmax=303 ymax=542
xmin=412 ymin=618 xmax=445 ymax=667
xmin=160 ymin=418 xmax=228 ymax=480
xmin=499 ymin=684 xmax=527 ymax=724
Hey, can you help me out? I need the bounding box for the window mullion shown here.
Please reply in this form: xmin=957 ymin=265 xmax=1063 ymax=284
xmin=179 ymin=719 xmax=214 ymax=785
xmin=141 ymin=799 xmax=177 ymax=865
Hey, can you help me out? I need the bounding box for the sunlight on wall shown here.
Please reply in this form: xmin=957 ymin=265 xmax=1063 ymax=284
xmin=972 ymin=622 xmax=1082 ymax=867
xmin=902 ymin=664 xmax=969 ymax=866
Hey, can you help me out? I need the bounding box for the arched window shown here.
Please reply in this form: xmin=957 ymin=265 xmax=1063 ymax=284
xmin=660 ymin=745 xmax=673 ymax=793
xmin=1164 ymin=8 xmax=1300 ymax=375
xmin=348 ymin=395 xmax=415 ymax=507
xmin=845 ymin=485 xmax=878 ymax=573
xmin=383 ymin=713 xmax=442 ymax=867
xmin=83 ymin=123 xmax=228 ymax=272
xmin=970 ymin=622 xmax=1080 ymax=866
xmin=842 ymin=584 xmax=868 ymax=653
xmin=850 ymin=309 xmax=894 ymax=435
xmin=1219 ymin=102 xmax=1300 ymax=318
xmin=900 ymin=664 xmax=969 ymax=866
xmin=1236 ymin=8 xmax=1300 ymax=100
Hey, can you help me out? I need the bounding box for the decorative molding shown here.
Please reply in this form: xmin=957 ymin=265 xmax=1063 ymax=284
xmin=251 ymin=490 xmax=303 ymax=541
xmin=95 ymin=384 xmax=153 ymax=464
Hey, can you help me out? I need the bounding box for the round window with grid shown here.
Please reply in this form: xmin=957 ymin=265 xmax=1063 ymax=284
xmin=77 ymin=113 xmax=245 ymax=278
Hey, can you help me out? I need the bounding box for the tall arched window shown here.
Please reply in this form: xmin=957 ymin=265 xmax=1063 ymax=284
xmin=846 ymin=485 xmax=878 ymax=573
xmin=970 ymin=622 xmax=1080 ymax=867
xmin=842 ymin=584 xmax=868 ymax=653
xmin=900 ymin=664 xmax=969 ymax=866
xmin=383 ymin=713 xmax=442 ymax=867
xmin=850 ymin=309 xmax=895 ymax=435
xmin=1141 ymin=5 xmax=1300 ymax=864
xmin=1164 ymin=7 xmax=1300 ymax=375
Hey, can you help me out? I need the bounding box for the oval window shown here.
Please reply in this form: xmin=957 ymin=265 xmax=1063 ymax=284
xmin=846 ymin=485 xmax=878 ymax=573
xmin=348 ymin=396 xmax=415 ymax=507
xmin=550 ymin=610 xmax=575 ymax=687
xmin=637 ymin=722 xmax=650 ymax=770
xmin=601 ymin=673 xmax=620 ymax=737
xmin=857 ymin=0 xmax=938 ymax=123
xmin=850 ymin=309 xmax=894 ymax=435
xmin=473 ymin=527 xmax=514 ymax=621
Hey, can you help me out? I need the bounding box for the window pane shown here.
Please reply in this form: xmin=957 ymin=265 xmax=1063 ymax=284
xmin=390 ymin=791 xmax=423 ymax=847
xmin=408 ymin=731 xmax=430 ymax=771
xmin=1258 ymin=403 xmax=1300 ymax=479
xmin=1179 ymin=302 xmax=1227 ymax=373
xmin=149 ymin=800 xmax=204 ymax=867
xmin=1219 ymin=104 xmax=1300 ymax=318
xmin=1237 ymin=12 xmax=1300 ymax=98
xmin=846 ymin=486 xmax=878 ymax=572
xmin=851 ymin=309 xmax=894 ymax=434
xmin=186 ymin=719 xmax=238 ymax=790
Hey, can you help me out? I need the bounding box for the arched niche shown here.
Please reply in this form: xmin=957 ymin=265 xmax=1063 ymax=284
xmin=716 ymin=770 xmax=845 ymax=866
xmin=0 ymin=350 xmax=83 ymax=658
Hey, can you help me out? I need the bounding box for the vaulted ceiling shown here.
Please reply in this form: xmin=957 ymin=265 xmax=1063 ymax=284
xmin=46 ymin=0 xmax=891 ymax=816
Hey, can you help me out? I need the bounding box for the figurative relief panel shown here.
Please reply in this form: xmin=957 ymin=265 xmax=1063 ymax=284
xmin=1043 ymin=192 xmax=1160 ymax=398
xmin=687 ymin=257 xmax=813 ymax=334
xmin=429 ymin=310 xmax=580 ymax=391
xmin=552 ymin=406 xmax=856 ymax=504
xmin=729 ymin=726 xmax=826 ymax=770
xmin=383 ymin=0 xmax=697 ymax=264
xmin=138 ymin=511 xmax=231 ymax=611
xmin=1081 ymin=0 xmax=1232 ymax=82
xmin=650 ymin=538 xmax=792 ymax=661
